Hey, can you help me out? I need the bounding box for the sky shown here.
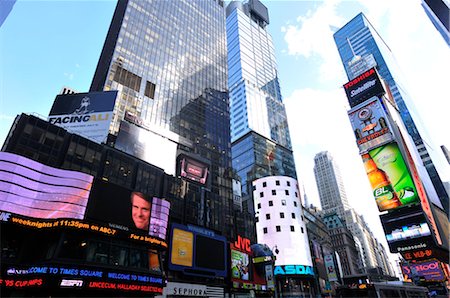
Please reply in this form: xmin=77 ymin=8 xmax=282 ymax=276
xmin=1 ymin=0 xmax=449 ymax=274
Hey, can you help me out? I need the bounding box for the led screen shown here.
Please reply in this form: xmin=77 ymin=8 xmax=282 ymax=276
xmin=343 ymin=67 xmax=385 ymax=108
xmin=401 ymin=260 xmax=446 ymax=282
xmin=385 ymin=222 xmax=431 ymax=243
xmin=195 ymin=235 xmax=225 ymax=271
xmin=48 ymin=91 xmax=117 ymax=144
xmin=231 ymin=249 xmax=251 ymax=281
xmin=0 ymin=152 xmax=92 ymax=219
xmin=179 ymin=157 xmax=209 ymax=185
xmin=86 ymin=179 xmax=170 ymax=239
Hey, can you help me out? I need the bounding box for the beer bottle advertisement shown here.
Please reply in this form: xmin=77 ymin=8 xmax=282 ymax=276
xmin=362 ymin=154 xmax=401 ymax=211
xmin=369 ymin=142 xmax=419 ymax=206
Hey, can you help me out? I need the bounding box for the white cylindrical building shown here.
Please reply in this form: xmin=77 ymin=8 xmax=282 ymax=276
xmin=252 ymin=176 xmax=312 ymax=267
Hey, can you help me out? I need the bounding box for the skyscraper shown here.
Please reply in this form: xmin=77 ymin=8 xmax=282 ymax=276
xmin=421 ymin=0 xmax=450 ymax=46
xmin=313 ymin=151 xmax=350 ymax=218
xmin=226 ymin=0 xmax=296 ymax=216
xmin=334 ymin=12 xmax=449 ymax=216
xmin=90 ymin=0 xmax=235 ymax=238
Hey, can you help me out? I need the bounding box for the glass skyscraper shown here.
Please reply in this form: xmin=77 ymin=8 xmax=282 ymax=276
xmin=334 ymin=12 xmax=449 ymax=216
xmin=90 ymin=0 xmax=236 ymax=238
xmin=226 ymin=0 xmax=296 ymax=217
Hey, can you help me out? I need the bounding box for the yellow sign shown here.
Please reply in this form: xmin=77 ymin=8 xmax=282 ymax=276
xmin=171 ymin=228 xmax=193 ymax=267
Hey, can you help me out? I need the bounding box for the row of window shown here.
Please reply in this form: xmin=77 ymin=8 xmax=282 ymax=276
xmin=262 ymin=226 xmax=304 ymax=234
xmin=254 ymin=179 xmax=291 ymax=189
xmin=257 ymin=199 xmax=298 ymax=209
xmin=256 ymin=213 xmax=304 ymax=221
xmin=258 ymin=189 xmax=298 ymax=197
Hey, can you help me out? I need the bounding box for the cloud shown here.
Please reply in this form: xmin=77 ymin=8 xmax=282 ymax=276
xmin=281 ymin=0 xmax=346 ymax=82
xmin=64 ymin=72 xmax=74 ymax=80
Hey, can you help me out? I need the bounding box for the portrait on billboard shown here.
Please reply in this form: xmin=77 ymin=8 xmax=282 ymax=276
xmin=130 ymin=192 xmax=151 ymax=230
xmin=231 ymin=250 xmax=251 ymax=281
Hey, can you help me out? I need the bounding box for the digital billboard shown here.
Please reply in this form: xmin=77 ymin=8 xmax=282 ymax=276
xmin=168 ymin=223 xmax=227 ymax=278
xmin=324 ymin=254 xmax=338 ymax=282
xmin=401 ymin=259 xmax=446 ymax=282
xmin=231 ymin=250 xmax=251 ymax=281
xmin=363 ymin=142 xmax=419 ymax=211
xmin=48 ymin=91 xmax=117 ymax=144
xmin=115 ymin=120 xmax=178 ymax=175
xmin=178 ymin=155 xmax=209 ymax=185
xmin=0 ymin=152 xmax=93 ymax=219
xmin=347 ymin=97 xmax=394 ymax=153
xmin=86 ymin=179 xmax=170 ymax=240
xmin=343 ymin=67 xmax=385 ymax=108
xmin=380 ymin=205 xmax=435 ymax=253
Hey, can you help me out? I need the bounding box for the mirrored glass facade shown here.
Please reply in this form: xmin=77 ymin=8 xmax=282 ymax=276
xmin=90 ymin=0 xmax=236 ymax=238
xmin=226 ymin=1 xmax=297 ymax=218
xmin=334 ymin=13 xmax=449 ymax=215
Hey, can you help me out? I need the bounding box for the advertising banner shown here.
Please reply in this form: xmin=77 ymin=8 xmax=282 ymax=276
xmin=48 ymin=91 xmax=117 ymax=144
xmin=362 ymin=142 xmax=419 ymax=212
xmin=0 ymin=152 xmax=93 ymax=220
xmin=231 ymin=250 xmax=250 ymax=281
xmin=343 ymin=67 xmax=385 ymax=108
xmin=347 ymin=97 xmax=394 ymax=153
xmin=115 ymin=121 xmax=178 ymax=175
xmin=401 ymin=260 xmax=446 ymax=282
xmin=168 ymin=223 xmax=227 ymax=278
xmin=86 ymin=179 xmax=170 ymax=240
xmin=324 ymin=254 xmax=338 ymax=282
xmin=265 ymin=265 xmax=274 ymax=290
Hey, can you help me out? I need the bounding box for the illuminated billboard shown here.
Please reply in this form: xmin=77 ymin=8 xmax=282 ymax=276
xmin=48 ymin=91 xmax=117 ymax=144
xmin=401 ymin=259 xmax=446 ymax=282
xmin=177 ymin=154 xmax=209 ymax=186
xmin=0 ymin=152 xmax=93 ymax=219
xmin=362 ymin=142 xmax=419 ymax=211
xmin=168 ymin=223 xmax=227 ymax=278
xmin=115 ymin=121 xmax=178 ymax=175
xmin=343 ymin=67 xmax=385 ymax=108
xmin=347 ymin=97 xmax=394 ymax=153
xmin=324 ymin=254 xmax=338 ymax=282
xmin=86 ymin=179 xmax=170 ymax=240
xmin=231 ymin=250 xmax=251 ymax=281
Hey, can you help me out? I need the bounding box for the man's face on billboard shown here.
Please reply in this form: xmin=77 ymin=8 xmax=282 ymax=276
xmin=131 ymin=193 xmax=151 ymax=230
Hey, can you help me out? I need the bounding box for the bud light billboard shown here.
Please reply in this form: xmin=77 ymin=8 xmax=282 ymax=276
xmin=48 ymin=91 xmax=118 ymax=144
xmin=362 ymin=142 xmax=419 ymax=212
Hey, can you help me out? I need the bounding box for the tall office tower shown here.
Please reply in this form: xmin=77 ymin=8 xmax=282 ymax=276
xmin=421 ymin=0 xmax=450 ymax=46
xmin=89 ymin=0 xmax=235 ymax=238
xmin=334 ymin=12 xmax=449 ymax=216
xmin=313 ymin=151 xmax=350 ymax=219
xmin=226 ymin=0 xmax=297 ymax=219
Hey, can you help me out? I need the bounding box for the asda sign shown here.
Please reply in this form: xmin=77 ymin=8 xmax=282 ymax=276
xmin=274 ymin=265 xmax=314 ymax=276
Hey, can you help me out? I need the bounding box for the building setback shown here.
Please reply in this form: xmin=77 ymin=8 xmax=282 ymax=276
xmin=333 ymin=12 xmax=449 ymax=216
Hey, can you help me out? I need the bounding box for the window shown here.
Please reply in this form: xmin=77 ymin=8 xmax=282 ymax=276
xmin=280 ymin=212 xmax=285 ymax=218
xmin=301 ymin=215 xmax=304 ymax=221
xmin=281 ymin=200 xmax=286 ymax=206
xmin=276 ymin=226 xmax=281 ymax=232
xmin=290 ymin=226 xmax=295 ymax=232
xmin=260 ymin=192 xmax=264 ymax=198
xmin=294 ymin=201 xmax=297 ymax=207
xmin=295 ymin=192 xmax=298 ymax=197
xmin=252 ymin=185 xmax=256 ymax=191
xmin=272 ymin=190 xmax=276 ymax=195
xmin=268 ymin=200 xmax=273 ymax=206
xmin=291 ymin=213 xmax=296 ymax=219
xmin=263 ymin=227 xmax=268 ymax=234
xmin=144 ymin=81 xmax=156 ymax=99
xmin=285 ymin=189 xmax=289 ymax=195
xmin=287 ymin=181 xmax=291 ymax=186
xmin=266 ymin=214 xmax=270 ymax=220
xmin=256 ymin=217 xmax=259 ymax=222
xmin=301 ymin=227 xmax=304 ymax=233
xmin=275 ymin=180 xmax=280 ymax=186
xmin=262 ymin=182 xmax=267 ymax=187
xmin=257 ymin=203 xmax=261 ymax=209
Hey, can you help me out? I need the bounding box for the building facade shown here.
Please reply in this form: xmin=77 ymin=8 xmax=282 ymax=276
xmin=226 ymin=0 xmax=297 ymax=230
xmin=313 ymin=151 xmax=350 ymax=219
xmin=333 ymin=12 xmax=449 ymax=216
xmin=89 ymin=0 xmax=236 ymax=240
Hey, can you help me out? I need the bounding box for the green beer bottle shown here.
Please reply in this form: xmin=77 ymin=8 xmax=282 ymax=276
xmin=369 ymin=142 xmax=418 ymax=205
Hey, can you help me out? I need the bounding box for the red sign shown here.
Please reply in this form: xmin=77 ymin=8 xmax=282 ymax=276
xmin=403 ymin=249 xmax=434 ymax=260
xmin=88 ymin=281 xmax=163 ymax=293
xmin=0 ymin=278 xmax=43 ymax=288
xmin=234 ymin=235 xmax=251 ymax=253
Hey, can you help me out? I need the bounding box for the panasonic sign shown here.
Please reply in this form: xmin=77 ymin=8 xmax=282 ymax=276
xmin=343 ymin=68 xmax=385 ymax=108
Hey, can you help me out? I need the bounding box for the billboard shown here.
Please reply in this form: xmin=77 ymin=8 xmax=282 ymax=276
xmin=343 ymin=67 xmax=385 ymax=108
xmin=168 ymin=223 xmax=227 ymax=278
xmin=86 ymin=179 xmax=170 ymax=240
xmin=231 ymin=250 xmax=251 ymax=281
xmin=362 ymin=142 xmax=419 ymax=211
xmin=347 ymin=97 xmax=394 ymax=153
xmin=177 ymin=154 xmax=209 ymax=186
xmin=115 ymin=121 xmax=178 ymax=175
xmin=48 ymin=91 xmax=117 ymax=144
xmin=401 ymin=259 xmax=446 ymax=282
xmin=324 ymin=254 xmax=338 ymax=282
xmin=0 ymin=152 xmax=92 ymax=219
xmin=380 ymin=205 xmax=435 ymax=253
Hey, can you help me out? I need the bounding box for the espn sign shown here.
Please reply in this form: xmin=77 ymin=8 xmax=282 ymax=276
xmin=343 ymin=68 xmax=385 ymax=108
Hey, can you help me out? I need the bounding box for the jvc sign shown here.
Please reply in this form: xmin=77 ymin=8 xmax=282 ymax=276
xmin=274 ymin=265 xmax=314 ymax=276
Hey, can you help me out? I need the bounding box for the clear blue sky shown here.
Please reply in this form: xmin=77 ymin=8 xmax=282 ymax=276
xmin=1 ymin=0 xmax=449 ymax=273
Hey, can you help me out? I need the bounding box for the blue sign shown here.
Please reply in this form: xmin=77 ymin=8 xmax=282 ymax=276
xmin=274 ymin=265 xmax=314 ymax=276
